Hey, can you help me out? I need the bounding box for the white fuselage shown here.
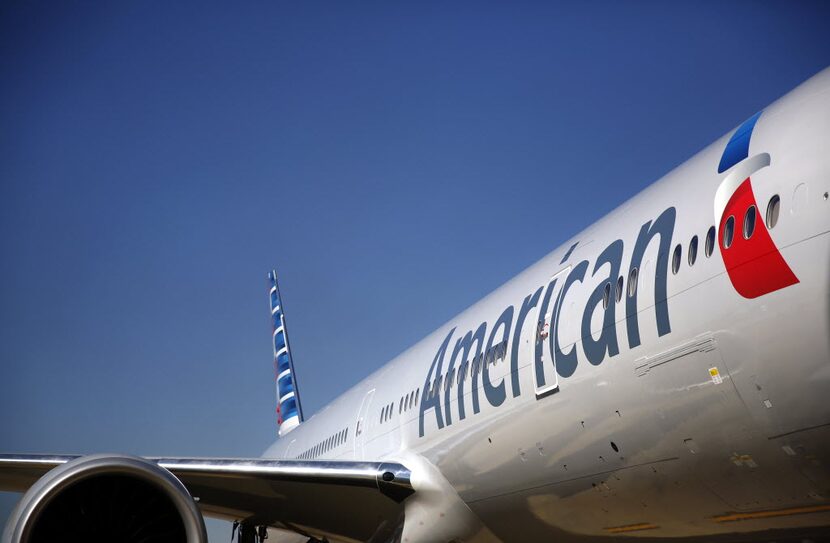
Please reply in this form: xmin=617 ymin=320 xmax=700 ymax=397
xmin=265 ymin=68 xmax=830 ymax=542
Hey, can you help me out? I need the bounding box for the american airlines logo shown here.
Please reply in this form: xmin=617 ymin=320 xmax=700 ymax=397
xmin=714 ymin=111 xmax=799 ymax=298
xmin=419 ymin=207 xmax=676 ymax=437
xmin=418 ymin=111 xmax=800 ymax=438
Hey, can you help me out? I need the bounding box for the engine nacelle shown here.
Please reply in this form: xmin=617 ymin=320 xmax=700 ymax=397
xmin=2 ymin=454 xmax=207 ymax=543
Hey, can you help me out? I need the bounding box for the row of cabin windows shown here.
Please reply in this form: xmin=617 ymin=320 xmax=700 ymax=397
xmin=399 ymin=387 xmax=420 ymax=415
xmin=381 ymin=388 xmax=422 ymax=424
xmin=377 ymin=337 xmax=513 ymax=426
xmin=426 ymin=339 xmax=509 ymax=400
xmin=380 ymin=401 xmax=394 ymax=423
xmin=597 ymin=194 xmax=782 ymax=309
xmin=672 ymin=193 xmax=781 ymax=275
xmin=297 ymin=426 xmax=349 ymax=460
xmin=723 ymin=193 xmax=779 ymax=249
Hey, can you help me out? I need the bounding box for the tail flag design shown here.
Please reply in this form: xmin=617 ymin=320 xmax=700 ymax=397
xmin=268 ymin=270 xmax=303 ymax=436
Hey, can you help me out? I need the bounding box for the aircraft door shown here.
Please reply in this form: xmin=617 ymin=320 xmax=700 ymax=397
xmin=533 ymin=267 xmax=571 ymax=397
xmin=283 ymin=439 xmax=296 ymax=460
xmin=354 ymin=388 xmax=375 ymax=460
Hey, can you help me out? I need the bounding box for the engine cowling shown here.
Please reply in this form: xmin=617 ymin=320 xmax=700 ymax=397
xmin=2 ymin=454 xmax=207 ymax=543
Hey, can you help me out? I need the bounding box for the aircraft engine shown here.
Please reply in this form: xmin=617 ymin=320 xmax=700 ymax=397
xmin=2 ymin=454 xmax=207 ymax=543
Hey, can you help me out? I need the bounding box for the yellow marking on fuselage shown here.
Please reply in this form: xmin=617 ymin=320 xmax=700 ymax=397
xmin=713 ymin=504 xmax=830 ymax=523
xmin=603 ymin=523 xmax=659 ymax=533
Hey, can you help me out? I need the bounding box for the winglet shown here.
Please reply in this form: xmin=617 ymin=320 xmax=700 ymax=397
xmin=268 ymin=270 xmax=303 ymax=436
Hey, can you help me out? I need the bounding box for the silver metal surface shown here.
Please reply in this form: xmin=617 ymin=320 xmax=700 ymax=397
xmin=1 ymin=454 xmax=207 ymax=543
xmin=0 ymin=454 xmax=414 ymax=502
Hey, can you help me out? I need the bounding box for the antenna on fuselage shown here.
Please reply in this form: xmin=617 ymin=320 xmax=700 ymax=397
xmin=268 ymin=270 xmax=304 ymax=436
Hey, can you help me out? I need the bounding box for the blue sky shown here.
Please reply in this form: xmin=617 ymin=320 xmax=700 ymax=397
xmin=1 ymin=2 xmax=828 ymax=538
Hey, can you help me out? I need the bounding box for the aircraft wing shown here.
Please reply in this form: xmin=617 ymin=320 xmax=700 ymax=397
xmin=0 ymin=454 xmax=413 ymax=541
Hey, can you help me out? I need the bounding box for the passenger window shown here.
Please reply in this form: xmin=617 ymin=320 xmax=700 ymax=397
xmin=705 ymin=226 xmax=715 ymax=257
xmin=744 ymin=205 xmax=756 ymax=239
xmin=602 ymin=281 xmax=611 ymax=309
xmin=671 ymin=244 xmax=682 ymax=275
xmin=688 ymin=235 xmax=698 ymax=266
xmin=628 ymin=268 xmax=638 ymax=297
xmin=766 ymin=194 xmax=780 ymax=229
xmin=723 ymin=216 xmax=735 ymax=248
xmin=414 ymin=388 xmax=420 ymax=406
xmin=615 ymin=276 xmax=623 ymax=303
xmin=399 ymin=397 xmax=403 ymax=414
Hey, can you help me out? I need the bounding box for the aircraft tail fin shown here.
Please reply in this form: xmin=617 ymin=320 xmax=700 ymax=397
xmin=268 ymin=270 xmax=303 ymax=436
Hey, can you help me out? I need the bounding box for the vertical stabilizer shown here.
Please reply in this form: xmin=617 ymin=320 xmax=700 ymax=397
xmin=268 ymin=270 xmax=303 ymax=437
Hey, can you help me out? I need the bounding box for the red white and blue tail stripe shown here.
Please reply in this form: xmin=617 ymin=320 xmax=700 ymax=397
xmin=268 ymin=270 xmax=303 ymax=436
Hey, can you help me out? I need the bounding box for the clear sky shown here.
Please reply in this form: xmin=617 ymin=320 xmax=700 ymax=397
xmin=1 ymin=1 xmax=828 ymax=539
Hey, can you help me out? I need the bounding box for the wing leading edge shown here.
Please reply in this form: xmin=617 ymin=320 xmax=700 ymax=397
xmin=0 ymin=454 xmax=414 ymax=541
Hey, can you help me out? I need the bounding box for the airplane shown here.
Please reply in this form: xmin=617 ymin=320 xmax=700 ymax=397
xmin=2 ymin=66 xmax=829 ymax=543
